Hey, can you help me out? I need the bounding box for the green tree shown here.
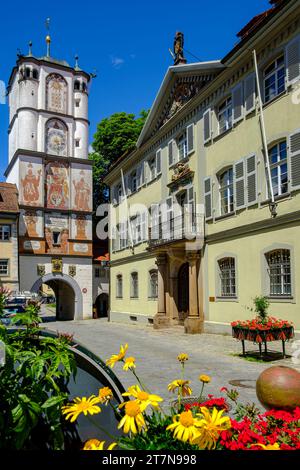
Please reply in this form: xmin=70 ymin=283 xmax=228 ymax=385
xmin=90 ymin=110 xmax=149 ymax=208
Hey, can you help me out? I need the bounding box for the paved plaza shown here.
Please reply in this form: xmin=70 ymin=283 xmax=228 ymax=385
xmin=43 ymin=317 xmax=300 ymax=409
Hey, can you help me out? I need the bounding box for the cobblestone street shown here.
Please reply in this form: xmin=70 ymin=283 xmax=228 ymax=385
xmin=44 ymin=318 xmax=299 ymax=409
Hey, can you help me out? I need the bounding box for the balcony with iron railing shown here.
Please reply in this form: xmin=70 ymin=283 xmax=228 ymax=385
xmin=148 ymin=212 xmax=204 ymax=249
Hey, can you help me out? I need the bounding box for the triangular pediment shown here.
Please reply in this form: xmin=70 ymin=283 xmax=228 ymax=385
xmin=137 ymin=61 xmax=225 ymax=148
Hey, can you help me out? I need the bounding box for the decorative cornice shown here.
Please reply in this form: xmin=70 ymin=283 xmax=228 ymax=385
xmin=109 ymin=251 xmax=155 ymax=267
xmin=9 ymin=107 xmax=89 ymax=131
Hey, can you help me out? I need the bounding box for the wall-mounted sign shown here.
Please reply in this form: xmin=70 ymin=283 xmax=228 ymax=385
xmin=52 ymin=258 xmax=63 ymax=273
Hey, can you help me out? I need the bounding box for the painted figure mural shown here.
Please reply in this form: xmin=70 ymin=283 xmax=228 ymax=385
xmin=46 ymin=161 xmax=69 ymax=209
xmin=46 ymin=73 xmax=67 ymax=114
xmin=73 ymin=170 xmax=91 ymax=211
xmin=24 ymin=211 xmax=38 ymax=237
xmin=75 ymin=215 xmax=87 ymax=239
xmin=20 ymin=163 xmax=42 ymax=205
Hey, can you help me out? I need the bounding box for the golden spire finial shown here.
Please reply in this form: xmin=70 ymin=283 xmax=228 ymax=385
xmin=45 ymin=18 xmax=51 ymax=56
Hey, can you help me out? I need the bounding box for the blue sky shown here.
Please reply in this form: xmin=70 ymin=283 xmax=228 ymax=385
xmin=0 ymin=0 xmax=271 ymax=179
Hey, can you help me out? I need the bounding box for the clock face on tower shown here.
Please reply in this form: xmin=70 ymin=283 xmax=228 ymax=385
xmin=46 ymin=119 xmax=68 ymax=156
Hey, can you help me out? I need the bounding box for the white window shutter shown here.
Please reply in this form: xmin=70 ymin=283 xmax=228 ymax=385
xmin=187 ymin=124 xmax=194 ymax=154
xmin=156 ymin=149 xmax=162 ymax=175
xmin=288 ymin=130 xmax=300 ymax=191
xmin=150 ymin=203 xmax=160 ymax=240
xmin=244 ymin=73 xmax=256 ymax=114
xmin=137 ymin=163 xmax=144 ymax=188
xmin=246 ymin=154 xmax=257 ymax=205
xmin=126 ymin=173 xmax=131 ymax=195
xmin=234 ymin=159 xmax=246 ymax=209
xmin=203 ymin=109 xmax=211 ymax=143
xmin=143 ymin=160 xmax=148 ymax=185
xmin=204 ymin=176 xmax=212 ymax=220
xmin=286 ymin=35 xmax=300 ymax=86
xmin=168 ymin=140 xmax=174 ymax=166
xmin=232 ymin=83 xmax=244 ymax=124
xmin=140 ymin=211 xmax=147 ymax=241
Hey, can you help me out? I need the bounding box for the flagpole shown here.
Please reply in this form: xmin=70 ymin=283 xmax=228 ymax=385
xmin=253 ymin=49 xmax=277 ymax=217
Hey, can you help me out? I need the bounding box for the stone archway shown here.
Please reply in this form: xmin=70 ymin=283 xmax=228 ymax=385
xmin=31 ymin=273 xmax=83 ymax=321
xmin=95 ymin=293 xmax=108 ymax=318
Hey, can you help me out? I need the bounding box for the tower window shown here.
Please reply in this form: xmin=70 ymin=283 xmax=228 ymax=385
xmin=25 ymin=67 xmax=31 ymax=78
xmin=32 ymin=69 xmax=38 ymax=80
xmin=74 ymin=80 xmax=80 ymax=91
xmin=52 ymin=231 xmax=61 ymax=245
xmin=75 ymin=139 xmax=80 ymax=148
xmin=81 ymin=82 xmax=87 ymax=92
xmin=75 ymin=99 xmax=80 ymax=107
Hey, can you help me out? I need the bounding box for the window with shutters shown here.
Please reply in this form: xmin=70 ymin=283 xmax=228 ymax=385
xmin=218 ymin=97 xmax=232 ymax=134
xmin=219 ymin=168 xmax=234 ymax=215
xmin=266 ymin=249 xmax=291 ymax=297
xmin=119 ymin=221 xmax=128 ymax=250
xmin=177 ymin=132 xmax=188 ymax=161
xmin=148 ymin=157 xmax=156 ymax=182
xmin=268 ymin=141 xmax=288 ymax=197
xmin=218 ymin=257 xmax=236 ymax=297
xmin=116 ymin=274 xmax=123 ymax=298
xmin=149 ymin=269 xmax=158 ymax=299
xmin=204 ymin=177 xmax=212 ymax=220
xmin=130 ymin=272 xmax=139 ymax=298
xmin=264 ymin=55 xmax=285 ymax=103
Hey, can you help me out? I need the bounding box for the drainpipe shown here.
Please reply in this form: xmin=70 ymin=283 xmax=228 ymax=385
xmin=253 ymin=49 xmax=277 ymax=218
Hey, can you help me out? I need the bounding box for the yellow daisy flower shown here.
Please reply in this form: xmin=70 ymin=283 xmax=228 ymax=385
xmin=177 ymin=353 xmax=189 ymax=363
xmin=193 ymin=406 xmax=231 ymax=450
xmin=83 ymin=439 xmax=117 ymax=450
xmin=106 ymin=343 xmax=128 ymax=368
xmin=168 ymin=379 xmax=192 ymax=397
xmin=62 ymin=396 xmax=101 ymax=423
xmin=123 ymin=356 xmax=136 ymax=371
xmin=252 ymin=443 xmax=281 ymax=450
xmin=98 ymin=386 xmax=113 ymax=405
xmin=118 ymin=400 xmax=146 ymax=434
xmin=166 ymin=410 xmax=202 ymax=443
xmin=122 ymin=385 xmax=163 ymax=411
xmin=199 ymin=374 xmax=211 ymax=384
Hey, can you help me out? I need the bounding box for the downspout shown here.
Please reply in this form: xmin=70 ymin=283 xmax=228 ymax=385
xmin=253 ymin=49 xmax=277 ymax=218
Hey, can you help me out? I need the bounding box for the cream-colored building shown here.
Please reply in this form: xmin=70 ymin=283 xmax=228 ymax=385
xmin=105 ymin=0 xmax=300 ymax=334
xmin=0 ymin=183 xmax=19 ymax=293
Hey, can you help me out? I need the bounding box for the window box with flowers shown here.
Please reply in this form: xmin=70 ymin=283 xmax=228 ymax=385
xmin=231 ymin=296 xmax=294 ymax=358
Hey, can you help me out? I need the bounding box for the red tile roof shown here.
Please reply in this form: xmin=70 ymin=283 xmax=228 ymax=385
xmin=236 ymin=8 xmax=274 ymax=40
xmin=0 ymin=183 xmax=19 ymax=214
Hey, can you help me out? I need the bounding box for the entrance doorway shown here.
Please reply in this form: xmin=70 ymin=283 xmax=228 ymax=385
xmin=95 ymin=293 xmax=108 ymax=318
xmin=31 ymin=273 xmax=83 ymax=321
xmin=178 ymin=262 xmax=189 ymax=323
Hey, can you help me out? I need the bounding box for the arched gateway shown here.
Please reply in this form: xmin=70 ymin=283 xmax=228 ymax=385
xmin=31 ymin=273 xmax=83 ymax=321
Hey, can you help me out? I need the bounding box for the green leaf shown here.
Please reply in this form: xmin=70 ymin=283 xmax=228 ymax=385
xmin=42 ymin=395 xmax=65 ymax=409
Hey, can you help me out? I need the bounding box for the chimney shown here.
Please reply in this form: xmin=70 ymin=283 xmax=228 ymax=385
xmin=173 ymin=32 xmax=187 ymax=65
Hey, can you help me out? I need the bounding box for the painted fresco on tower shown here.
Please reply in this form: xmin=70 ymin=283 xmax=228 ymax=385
xmin=20 ymin=161 xmax=43 ymax=206
xmin=71 ymin=214 xmax=92 ymax=240
xmin=45 ymin=161 xmax=69 ymax=209
xmin=71 ymin=164 xmax=92 ymax=212
xmin=45 ymin=213 xmax=69 ymax=254
xmin=46 ymin=119 xmax=68 ymax=156
xmin=19 ymin=209 xmax=43 ymax=238
xmin=46 ymin=73 xmax=67 ymax=114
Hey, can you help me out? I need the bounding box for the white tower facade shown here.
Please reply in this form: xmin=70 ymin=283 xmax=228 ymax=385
xmin=5 ymin=48 xmax=93 ymax=320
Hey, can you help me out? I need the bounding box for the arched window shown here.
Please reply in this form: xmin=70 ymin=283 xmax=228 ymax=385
xmin=45 ymin=119 xmax=68 ymax=156
xmin=149 ymin=269 xmax=158 ymax=299
xmin=81 ymin=82 xmax=87 ymax=92
xmin=32 ymin=69 xmax=38 ymax=80
xmin=268 ymin=141 xmax=288 ymax=197
xmin=46 ymin=73 xmax=67 ymax=113
xmin=116 ymin=274 xmax=123 ymax=298
xmin=74 ymin=80 xmax=80 ymax=91
xmin=218 ymin=167 xmax=234 ymax=215
xmin=25 ymin=67 xmax=31 ymax=78
xmin=218 ymin=257 xmax=236 ymax=297
xmin=265 ymin=249 xmax=291 ymax=296
xmin=130 ymin=272 xmax=138 ymax=298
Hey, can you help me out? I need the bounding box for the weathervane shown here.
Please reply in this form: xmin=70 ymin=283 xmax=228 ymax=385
xmin=45 ymin=17 xmax=51 ymax=57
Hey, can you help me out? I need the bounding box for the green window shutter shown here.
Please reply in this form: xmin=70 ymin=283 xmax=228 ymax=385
xmin=244 ymin=73 xmax=256 ymax=114
xmin=234 ymin=159 xmax=246 ymax=209
xmin=203 ymin=109 xmax=211 ymax=144
xmin=246 ymin=154 xmax=257 ymax=205
xmin=289 ymin=129 xmax=300 ymax=191
xmin=187 ymin=124 xmax=194 ymax=154
xmin=286 ymin=35 xmax=300 ymax=86
xmin=204 ymin=176 xmax=212 ymax=220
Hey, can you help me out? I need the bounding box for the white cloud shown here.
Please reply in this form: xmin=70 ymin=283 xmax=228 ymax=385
xmin=110 ymin=56 xmax=125 ymax=69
